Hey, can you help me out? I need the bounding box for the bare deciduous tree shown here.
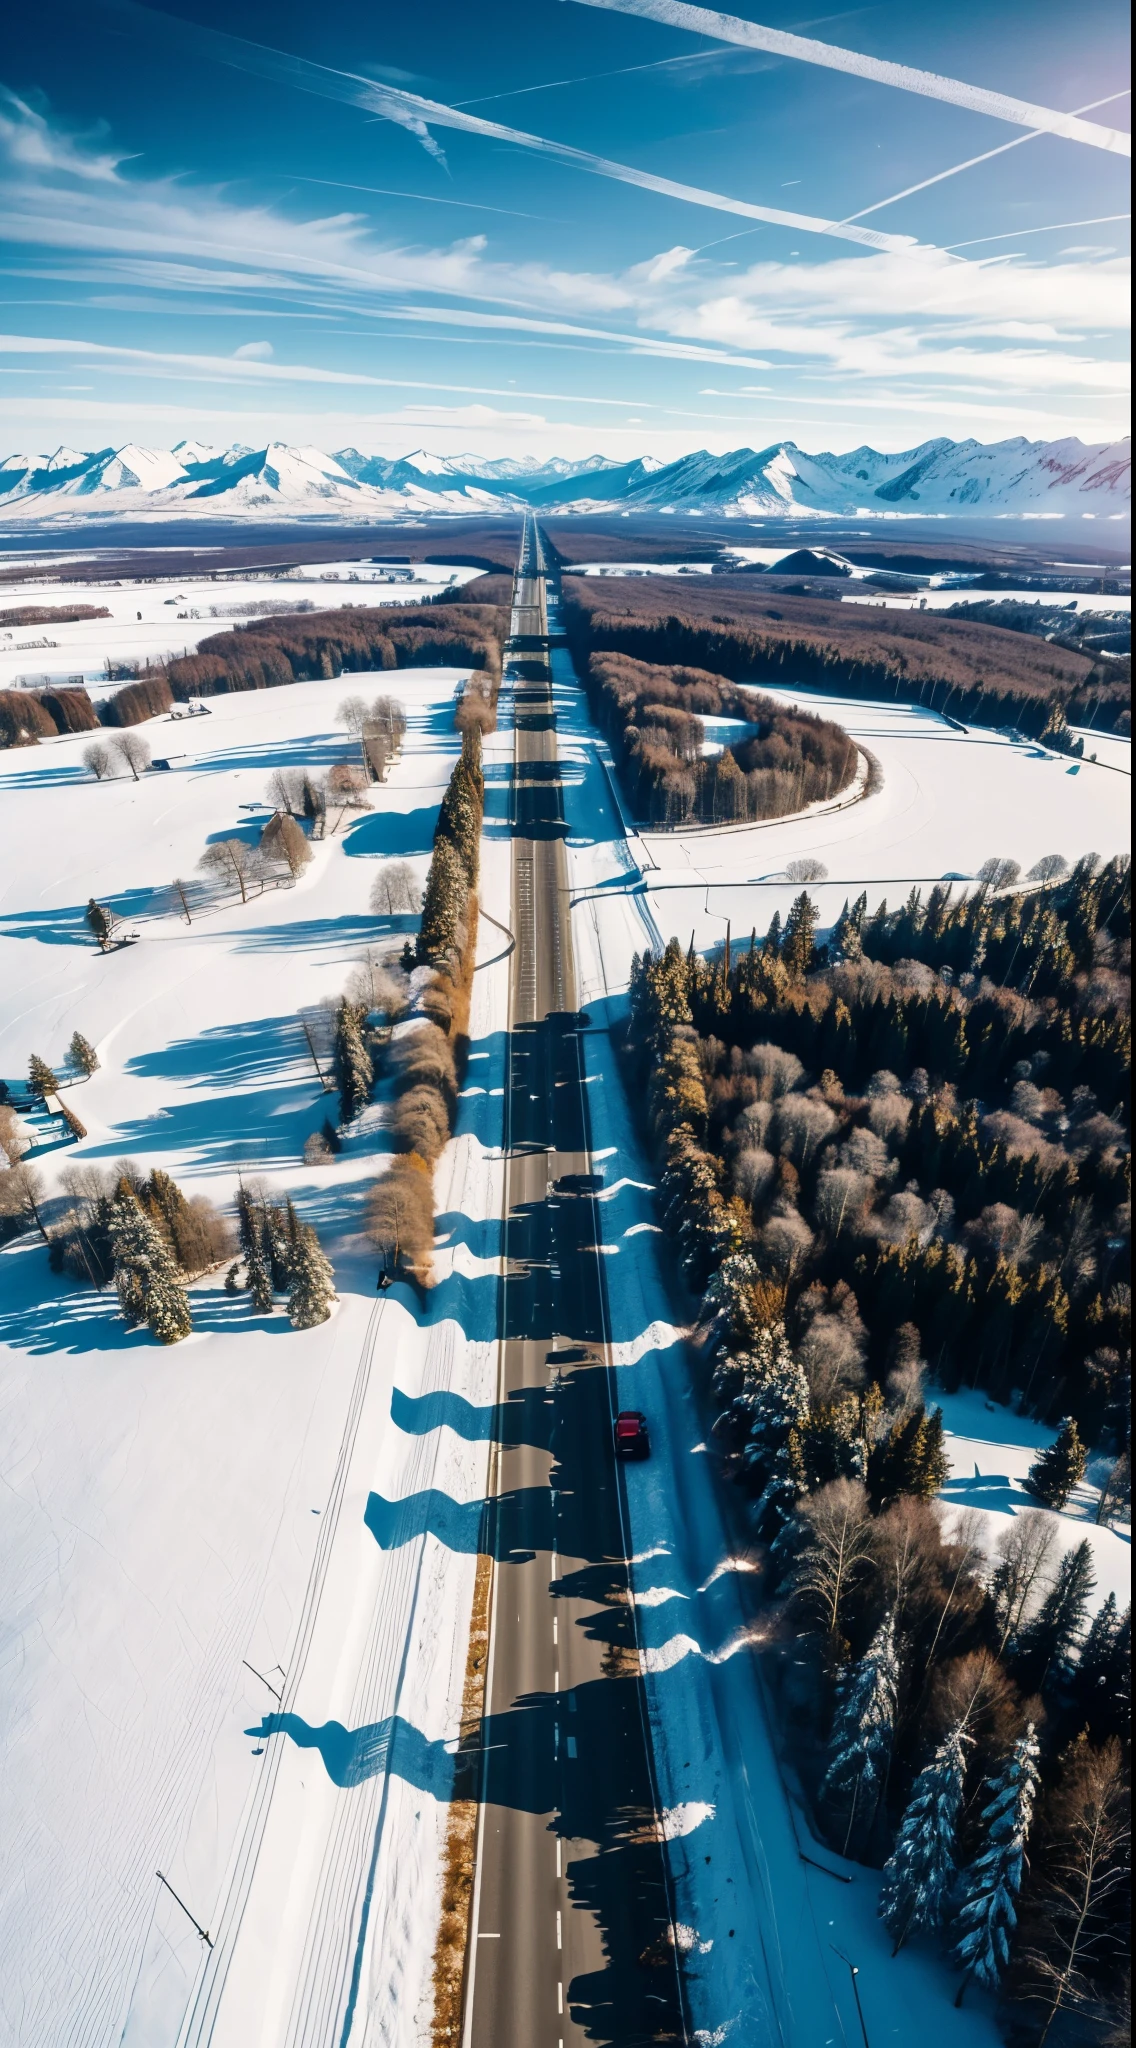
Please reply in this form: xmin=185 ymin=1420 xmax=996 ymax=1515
xmin=0 ymin=1105 xmax=30 ymax=1166
xmin=337 ymin=695 xmax=368 ymax=737
xmin=791 ymin=1478 xmax=875 ymax=1640
xmin=786 ymin=857 xmax=829 ymax=882
xmin=1028 ymin=854 xmax=1069 ymax=882
xmin=370 ymin=860 xmax=423 ymax=917
xmin=1019 ymin=1738 xmax=1130 ymax=2047
xmin=112 ymin=732 xmax=150 ymax=781
xmin=83 ymin=740 xmax=112 ymax=780
xmin=260 ymin=810 xmax=312 ymax=879
xmin=990 ymin=1510 xmax=1059 ymax=1656
xmin=198 ymin=837 xmax=262 ymax=905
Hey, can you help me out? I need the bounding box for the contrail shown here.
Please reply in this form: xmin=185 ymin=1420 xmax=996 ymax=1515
xmin=946 ymin=212 xmax=1131 ymax=251
xmin=838 ymin=90 xmax=1132 ymax=224
xmin=97 ymin=0 xmax=926 ymax=253
xmin=567 ymin=0 xmax=1133 ymax=155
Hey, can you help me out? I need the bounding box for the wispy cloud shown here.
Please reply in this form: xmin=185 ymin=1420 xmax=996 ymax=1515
xmin=567 ymin=0 xmax=1133 ymax=154
xmin=94 ymin=0 xmax=924 ymax=252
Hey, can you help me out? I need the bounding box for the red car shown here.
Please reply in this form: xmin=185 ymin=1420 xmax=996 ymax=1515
xmin=615 ymin=1410 xmax=650 ymax=1460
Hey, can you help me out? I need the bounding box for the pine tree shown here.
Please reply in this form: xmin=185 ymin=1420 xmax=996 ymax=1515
xmin=68 ymin=1031 xmax=99 ymax=1076
xmin=879 ymin=1721 xmax=971 ymax=1953
xmin=762 ymin=910 xmax=782 ymax=959
xmin=266 ymin=1200 xmax=294 ymax=1291
xmin=107 ymin=1183 xmax=192 ymax=1343
xmin=1071 ymin=1595 xmax=1129 ymax=1739
xmin=821 ymin=1611 xmax=900 ymax=1854
xmin=237 ymin=1185 xmax=274 ymax=1313
xmin=912 ymin=1407 xmax=950 ymax=1499
xmin=28 ymin=1053 xmax=60 ymax=1099
xmin=950 ymin=1724 xmax=1041 ymax=2003
xmin=1026 ymin=1417 xmax=1087 ymax=1508
xmin=782 ymin=891 xmax=818 ymax=981
xmin=287 ymin=1222 xmax=337 ymax=1328
xmin=1012 ymin=1538 xmax=1097 ymax=1697
xmin=333 ymin=999 xmax=373 ymax=1122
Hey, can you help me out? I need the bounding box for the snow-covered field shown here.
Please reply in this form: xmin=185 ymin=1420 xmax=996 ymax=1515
xmin=0 ymin=666 xmax=513 ymax=2044
xmin=547 ymin=574 xmax=1130 ymax=2048
xmin=636 ymin=682 xmax=1131 ymax=955
xmin=937 ymin=1388 xmax=1131 ymax=1611
xmin=1 ymin=556 xmax=1130 ymax=2046
xmin=0 ymin=561 xmax=483 ymax=694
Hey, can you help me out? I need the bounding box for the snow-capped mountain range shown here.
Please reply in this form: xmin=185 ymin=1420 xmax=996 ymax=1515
xmin=0 ymin=435 xmax=1128 ymax=525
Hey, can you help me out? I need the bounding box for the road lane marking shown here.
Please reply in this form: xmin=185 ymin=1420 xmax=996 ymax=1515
xmin=556 ymin=1910 xmax=563 ymax=1951
xmin=558 ymin=1984 xmax=564 ymax=2015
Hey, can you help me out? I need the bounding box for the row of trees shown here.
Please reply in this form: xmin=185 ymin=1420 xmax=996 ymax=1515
xmin=585 ymin=650 xmax=858 ymax=826
xmin=561 ymin=575 xmax=1126 ymax=737
xmin=163 ymin=602 xmax=507 ymax=702
xmin=622 ymin=866 xmax=1130 ymax=2036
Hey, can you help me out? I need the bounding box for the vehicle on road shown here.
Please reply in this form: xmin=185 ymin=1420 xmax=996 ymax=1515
xmin=614 ymin=1410 xmax=650 ymax=1459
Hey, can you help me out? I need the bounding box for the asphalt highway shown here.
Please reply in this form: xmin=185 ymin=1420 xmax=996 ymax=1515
xmin=463 ymin=518 xmax=684 ymax=2047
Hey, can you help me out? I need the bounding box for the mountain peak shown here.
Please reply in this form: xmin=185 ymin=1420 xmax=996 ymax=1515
xmin=0 ymin=435 xmax=1127 ymax=525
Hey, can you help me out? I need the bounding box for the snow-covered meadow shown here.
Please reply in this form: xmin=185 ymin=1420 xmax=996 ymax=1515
xmin=0 ymin=663 xmax=513 ymax=2043
xmin=546 ymin=575 xmax=1130 ymax=2048
xmin=0 ymin=559 xmax=482 ymax=695
xmin=636 ymin=682 xmax=1130 ymax=957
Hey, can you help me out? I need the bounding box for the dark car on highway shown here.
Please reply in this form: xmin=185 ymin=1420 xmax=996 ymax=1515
xmin=614 ymin=1410 xmax=650 ymax=1459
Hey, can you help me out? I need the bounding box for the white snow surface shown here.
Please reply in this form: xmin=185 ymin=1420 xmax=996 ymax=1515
xmin=0 ymin=665 xmax=514 ymax=2044
xmin=0 ymin=561 xmax=483 ymax=692
xmin=936 ymin=1388 xmax=1131 ymax=1612
xmin=545 ymin=568 xmax=1128 ymax=2048
xmin=635 ymin=682 xmax=1131 ymax=955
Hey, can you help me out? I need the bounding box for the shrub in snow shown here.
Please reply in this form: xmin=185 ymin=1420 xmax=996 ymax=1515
xmin=950 ymin=1723 xmax=1040 ymax=2003
xmin=879 ymin=1720 xmax=971 ymax=1953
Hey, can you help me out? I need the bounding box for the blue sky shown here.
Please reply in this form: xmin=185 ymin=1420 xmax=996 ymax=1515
xmin=1 ymin=0 xmax=1130 ymax=460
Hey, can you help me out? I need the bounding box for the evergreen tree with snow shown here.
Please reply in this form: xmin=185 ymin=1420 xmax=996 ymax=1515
xmin=1012 ymin=1538 xmax=1096 ymax=1698
xmin=107 ymin=1183 xmax=192 ymax=1343
xmin=28 ymin=1053 xmax=60 ymax=1099
xmin=237 ymin=1185 xmax=274 ymax=1314
xmin=68 ymin=1031 xmax=99 ymax=1077
xmin=265 ymin=1199 xmax=294 ymax=1292
xmin=332 ymin=998 xmax=373 ymax=1122
xmin=1026 ymin=1416 xmax=1087 ymax=1509
xmin=950 ymin=1723 xmax=1041 ymax=2004
xmin=287 ymin=1222 xmax=337 ymax=1329
xmin=879 ymin=1720 xmax=971 ymax=1953
xmin=822 ymin=1611 xmax=900 ymax=1854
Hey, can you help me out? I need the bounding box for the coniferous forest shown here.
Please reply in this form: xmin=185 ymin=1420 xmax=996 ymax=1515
xmin=624 ymin=854 xmax=1131 ymax=2039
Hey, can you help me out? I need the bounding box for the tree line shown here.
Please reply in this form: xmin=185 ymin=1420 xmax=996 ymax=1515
xmin=0 ymin=600 xmax=508 ymax=746
xmin=562 ymin=577 xmax=1128 ymax=738
xmin=585 ymin=649 xmax=858 ymax=826
xmin=622 ymin=857 xmax=1130 ymax=2038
